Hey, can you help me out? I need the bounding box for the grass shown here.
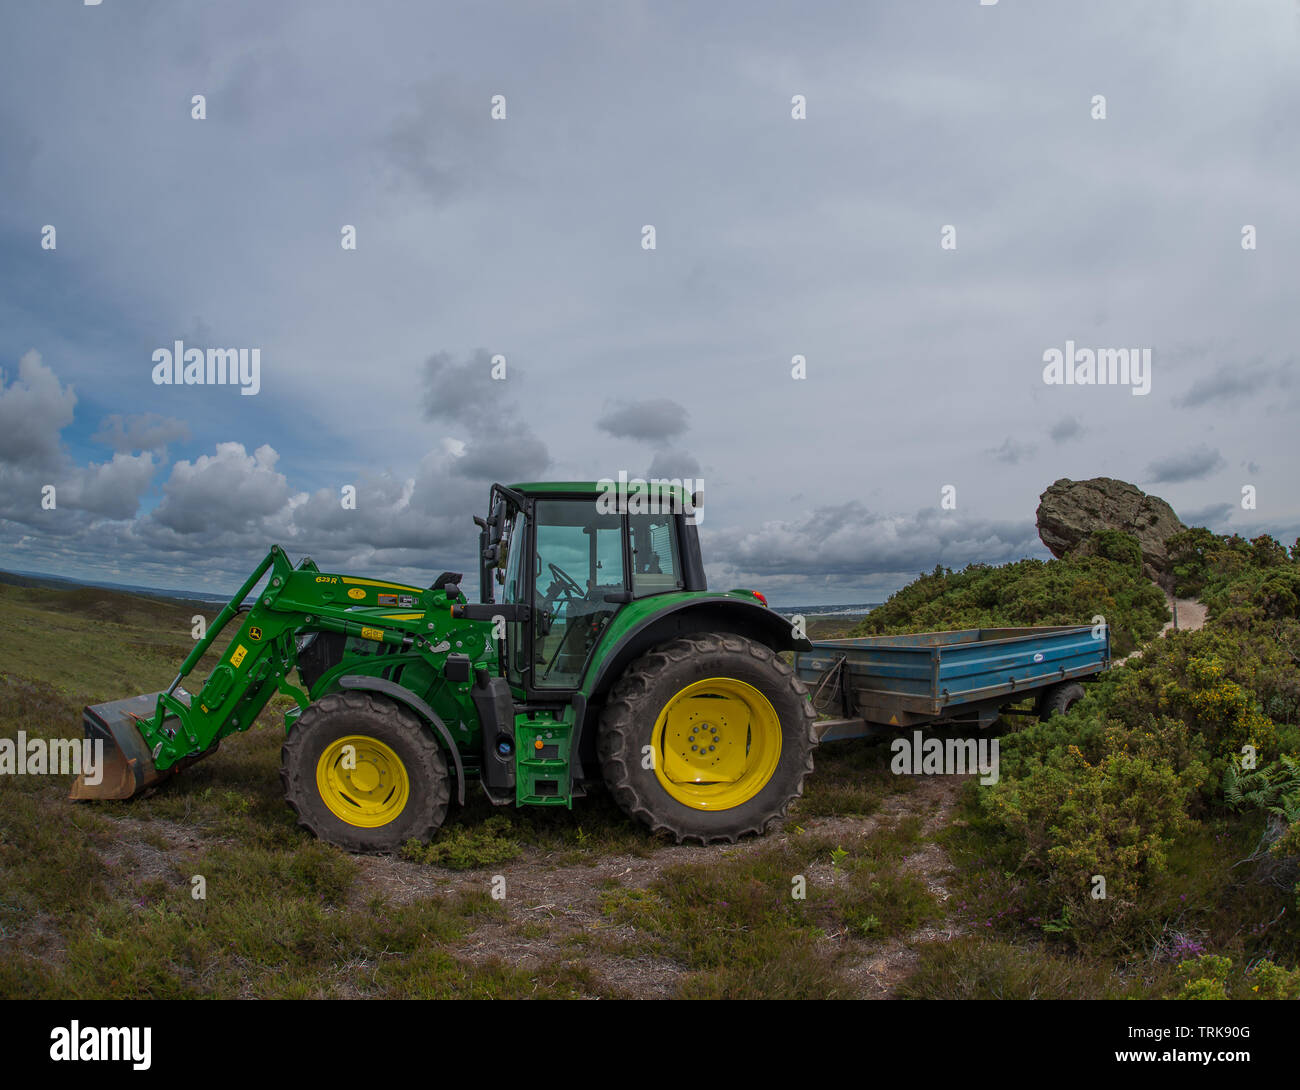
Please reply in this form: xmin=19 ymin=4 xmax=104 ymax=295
xmin=10 ymin=574 xmax=1272 ymax=1000
xmin=0 ymin=579 xmax=630 ymax=997
xmin=898 ymin=936 xmax=1180 ymax=999
xmin=792 ymin=733 xmax=914 ymax=817
xmin=595 ymin=817 xmax=942 ymax=998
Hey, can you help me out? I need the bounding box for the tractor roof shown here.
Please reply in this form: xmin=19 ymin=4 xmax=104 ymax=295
xmin=509 ymin=480 xmax=697 ymax=504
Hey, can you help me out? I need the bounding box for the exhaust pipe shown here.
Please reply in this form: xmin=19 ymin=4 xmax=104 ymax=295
xmin=69 ymin=691 xmax=190 ymax=801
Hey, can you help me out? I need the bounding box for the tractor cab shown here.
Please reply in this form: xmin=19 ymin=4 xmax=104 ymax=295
xmin=452 ymin=480 xmax=811 ymax=820
xmin=474 ymin=481 xmax=706 ymax=696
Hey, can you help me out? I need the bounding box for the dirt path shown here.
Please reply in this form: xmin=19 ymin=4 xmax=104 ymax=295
xmin=352 ymin=775 xmax=966 ymax=998
xmin=1161 ymin=596 xmax=1208 ymax=635
xmin=1122 ymin=590 xmax=1207 ymax=662
xmin=839 ymin=776 xmax=965 ymax=997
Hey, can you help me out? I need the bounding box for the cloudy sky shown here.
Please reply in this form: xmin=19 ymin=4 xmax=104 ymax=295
xmin=1 ymin=1 xmax=1297 ymax=606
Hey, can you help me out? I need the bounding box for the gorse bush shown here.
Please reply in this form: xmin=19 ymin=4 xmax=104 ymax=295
xmin=1167 ymin=527 xmax=1299 ymax=602
xmin=1175 ymin=954 xmax=1300 ymax=1000
xmin=982 ymin=743 xmax=1200 ymax=910
xmin=1085 ymin=528 xmax=1145 ymax=573
xmin=852 ymin=538 xmax=1168 ymax=656
xmin=980 ymin=629 xmax=1296 ymax=938
xmin=872 ymin=526 xmax=1300 ymax=976
xmin=1101 ymin=649 xmax=1285 ymax=805
xmin=985 ymin=532 xmax=1300 ymax=948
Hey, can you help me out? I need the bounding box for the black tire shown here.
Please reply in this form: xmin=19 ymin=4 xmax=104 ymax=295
xmin=280 ymin=691 xmax=449 ymax=853
xmin=597 ymin=633 xmax=817 ymax=844
xmin=1038 ymin=681 xmax=1086 ymax=720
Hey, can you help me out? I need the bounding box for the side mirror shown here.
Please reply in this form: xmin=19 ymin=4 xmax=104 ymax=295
xmin=489 ymin=500 xmax=504 ymax=546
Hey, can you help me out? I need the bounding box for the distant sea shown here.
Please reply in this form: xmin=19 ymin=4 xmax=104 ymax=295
xmin=774 ymin=603 xmax=878 ymax=618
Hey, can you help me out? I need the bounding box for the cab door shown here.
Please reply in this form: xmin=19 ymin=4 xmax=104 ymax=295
xmin=530 ymin=498 xmax=626 ymax=690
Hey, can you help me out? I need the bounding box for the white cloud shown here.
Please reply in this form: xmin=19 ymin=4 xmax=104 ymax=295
xmin=61 ymin=452 xmax=157 ymax=520
xmin=153 ymin=443 xmax=291 ymax=534
xmin=0 ymin=350 xmax=76 ymax=469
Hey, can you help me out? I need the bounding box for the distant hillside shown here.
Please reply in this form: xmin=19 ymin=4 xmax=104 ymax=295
xmin=0 ymin=569 xmax=228 ymax=608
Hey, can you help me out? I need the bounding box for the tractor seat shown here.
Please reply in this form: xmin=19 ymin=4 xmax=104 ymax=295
xmin=633 ymin=573 xmax=683 ymax=595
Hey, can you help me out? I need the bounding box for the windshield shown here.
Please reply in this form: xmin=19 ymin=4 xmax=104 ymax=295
xmin=498 ymin=506 xmax=529 ymax=684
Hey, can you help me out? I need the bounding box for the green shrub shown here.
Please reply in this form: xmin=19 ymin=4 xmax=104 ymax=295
xmin=1177 ymin=954 xmax=1232 ymax=999
xmin=1251 ymin=958 xmax=1300 ymax=999
xmin=1088 ymin=529 xmax=1144 ymax=573
xmin=400 ymin=815 xmax=523 ymax=870
xmin=982 ymin=742 xmax=1200 ymax=921
xmin=852 ymin=552 xmax=1168 ymax=656
xmin=1175 ymin=954 xmax=1300 ymax=999
xmin=918 ymin=527 xmax=1300 ymax=957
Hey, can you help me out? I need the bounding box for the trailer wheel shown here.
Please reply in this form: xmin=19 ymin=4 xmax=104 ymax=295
xmin=1038 ymin=681 xmax=1086 ymax=720
xmin=597 ymin=633 xmax=817 ymax=844
xmin=281 ymin=691 xmax=449 ymax=853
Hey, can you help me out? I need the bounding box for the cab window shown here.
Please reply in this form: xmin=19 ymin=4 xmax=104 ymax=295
xmin=630 ymin=513 xmax=683 ymax=598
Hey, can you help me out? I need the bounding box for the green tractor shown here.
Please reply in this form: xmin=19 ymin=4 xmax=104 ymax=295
xmin=72 ymin=481 xmax=817 ymax=850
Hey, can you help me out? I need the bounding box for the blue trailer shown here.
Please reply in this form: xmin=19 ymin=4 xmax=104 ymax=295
xmin=792 ymin=625 xmax=1110 ymax=741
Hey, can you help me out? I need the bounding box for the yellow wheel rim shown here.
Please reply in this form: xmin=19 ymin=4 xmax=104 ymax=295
xmin=315 ymin=735 xmax=410 ymax=828
xmin=650 ymin=677 xmax=783 ymax=811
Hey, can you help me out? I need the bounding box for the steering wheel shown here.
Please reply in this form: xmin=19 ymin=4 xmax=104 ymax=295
xmin=536 ymin=562 xmax=584 ymax=639
xmin=547 ymin=562 xmax=585 ymax=600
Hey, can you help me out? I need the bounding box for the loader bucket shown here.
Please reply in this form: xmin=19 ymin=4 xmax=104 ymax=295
xmin=69 ymin=691 xmax=186 ymax=801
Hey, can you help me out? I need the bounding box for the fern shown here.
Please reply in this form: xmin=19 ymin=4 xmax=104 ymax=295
xmin=1223 ymin=761 xmax=1245 ymax=809
xmin=1225 ymin=755 xmax=1300 ymax=817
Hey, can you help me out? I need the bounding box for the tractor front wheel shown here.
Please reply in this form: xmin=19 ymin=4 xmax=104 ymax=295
xmin=598 ymin=633 xmax=817 ymax=844
xmin=281 ymin=691 xmax=449 ymax=853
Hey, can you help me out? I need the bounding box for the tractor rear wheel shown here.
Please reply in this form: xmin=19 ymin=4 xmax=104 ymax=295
xmin=280 ymin=691 xmax=449 ymax=853
xmin=597 ymin=633 xmax=817 ymax=844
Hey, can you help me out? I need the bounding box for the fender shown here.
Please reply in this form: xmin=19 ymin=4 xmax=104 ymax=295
xmin=584 ymin=595 xmax=811 ymax=701
xmin=338 ymin=675 xmax=466 ymax=806
xmin=573 ymin=596 xmax=812 ymax=771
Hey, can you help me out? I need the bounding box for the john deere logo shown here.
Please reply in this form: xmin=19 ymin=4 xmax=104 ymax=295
xmin=348 ymin=588 xmax=366 ymax=600
xmin=249 ymin=627 xmax=263 ymax=641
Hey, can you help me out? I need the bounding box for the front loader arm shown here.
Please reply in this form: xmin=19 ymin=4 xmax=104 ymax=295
xmin=139 ymin=548 xmax=442 ymax=773
xmin=73 ymin=544 xmax=487 ymax=802
xmin=138 ymin=546 xmax=309 ymax=771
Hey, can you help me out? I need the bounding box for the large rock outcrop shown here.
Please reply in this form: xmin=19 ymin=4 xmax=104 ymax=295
xmin=1036 ymin=477 xmax=1185 ymax=576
